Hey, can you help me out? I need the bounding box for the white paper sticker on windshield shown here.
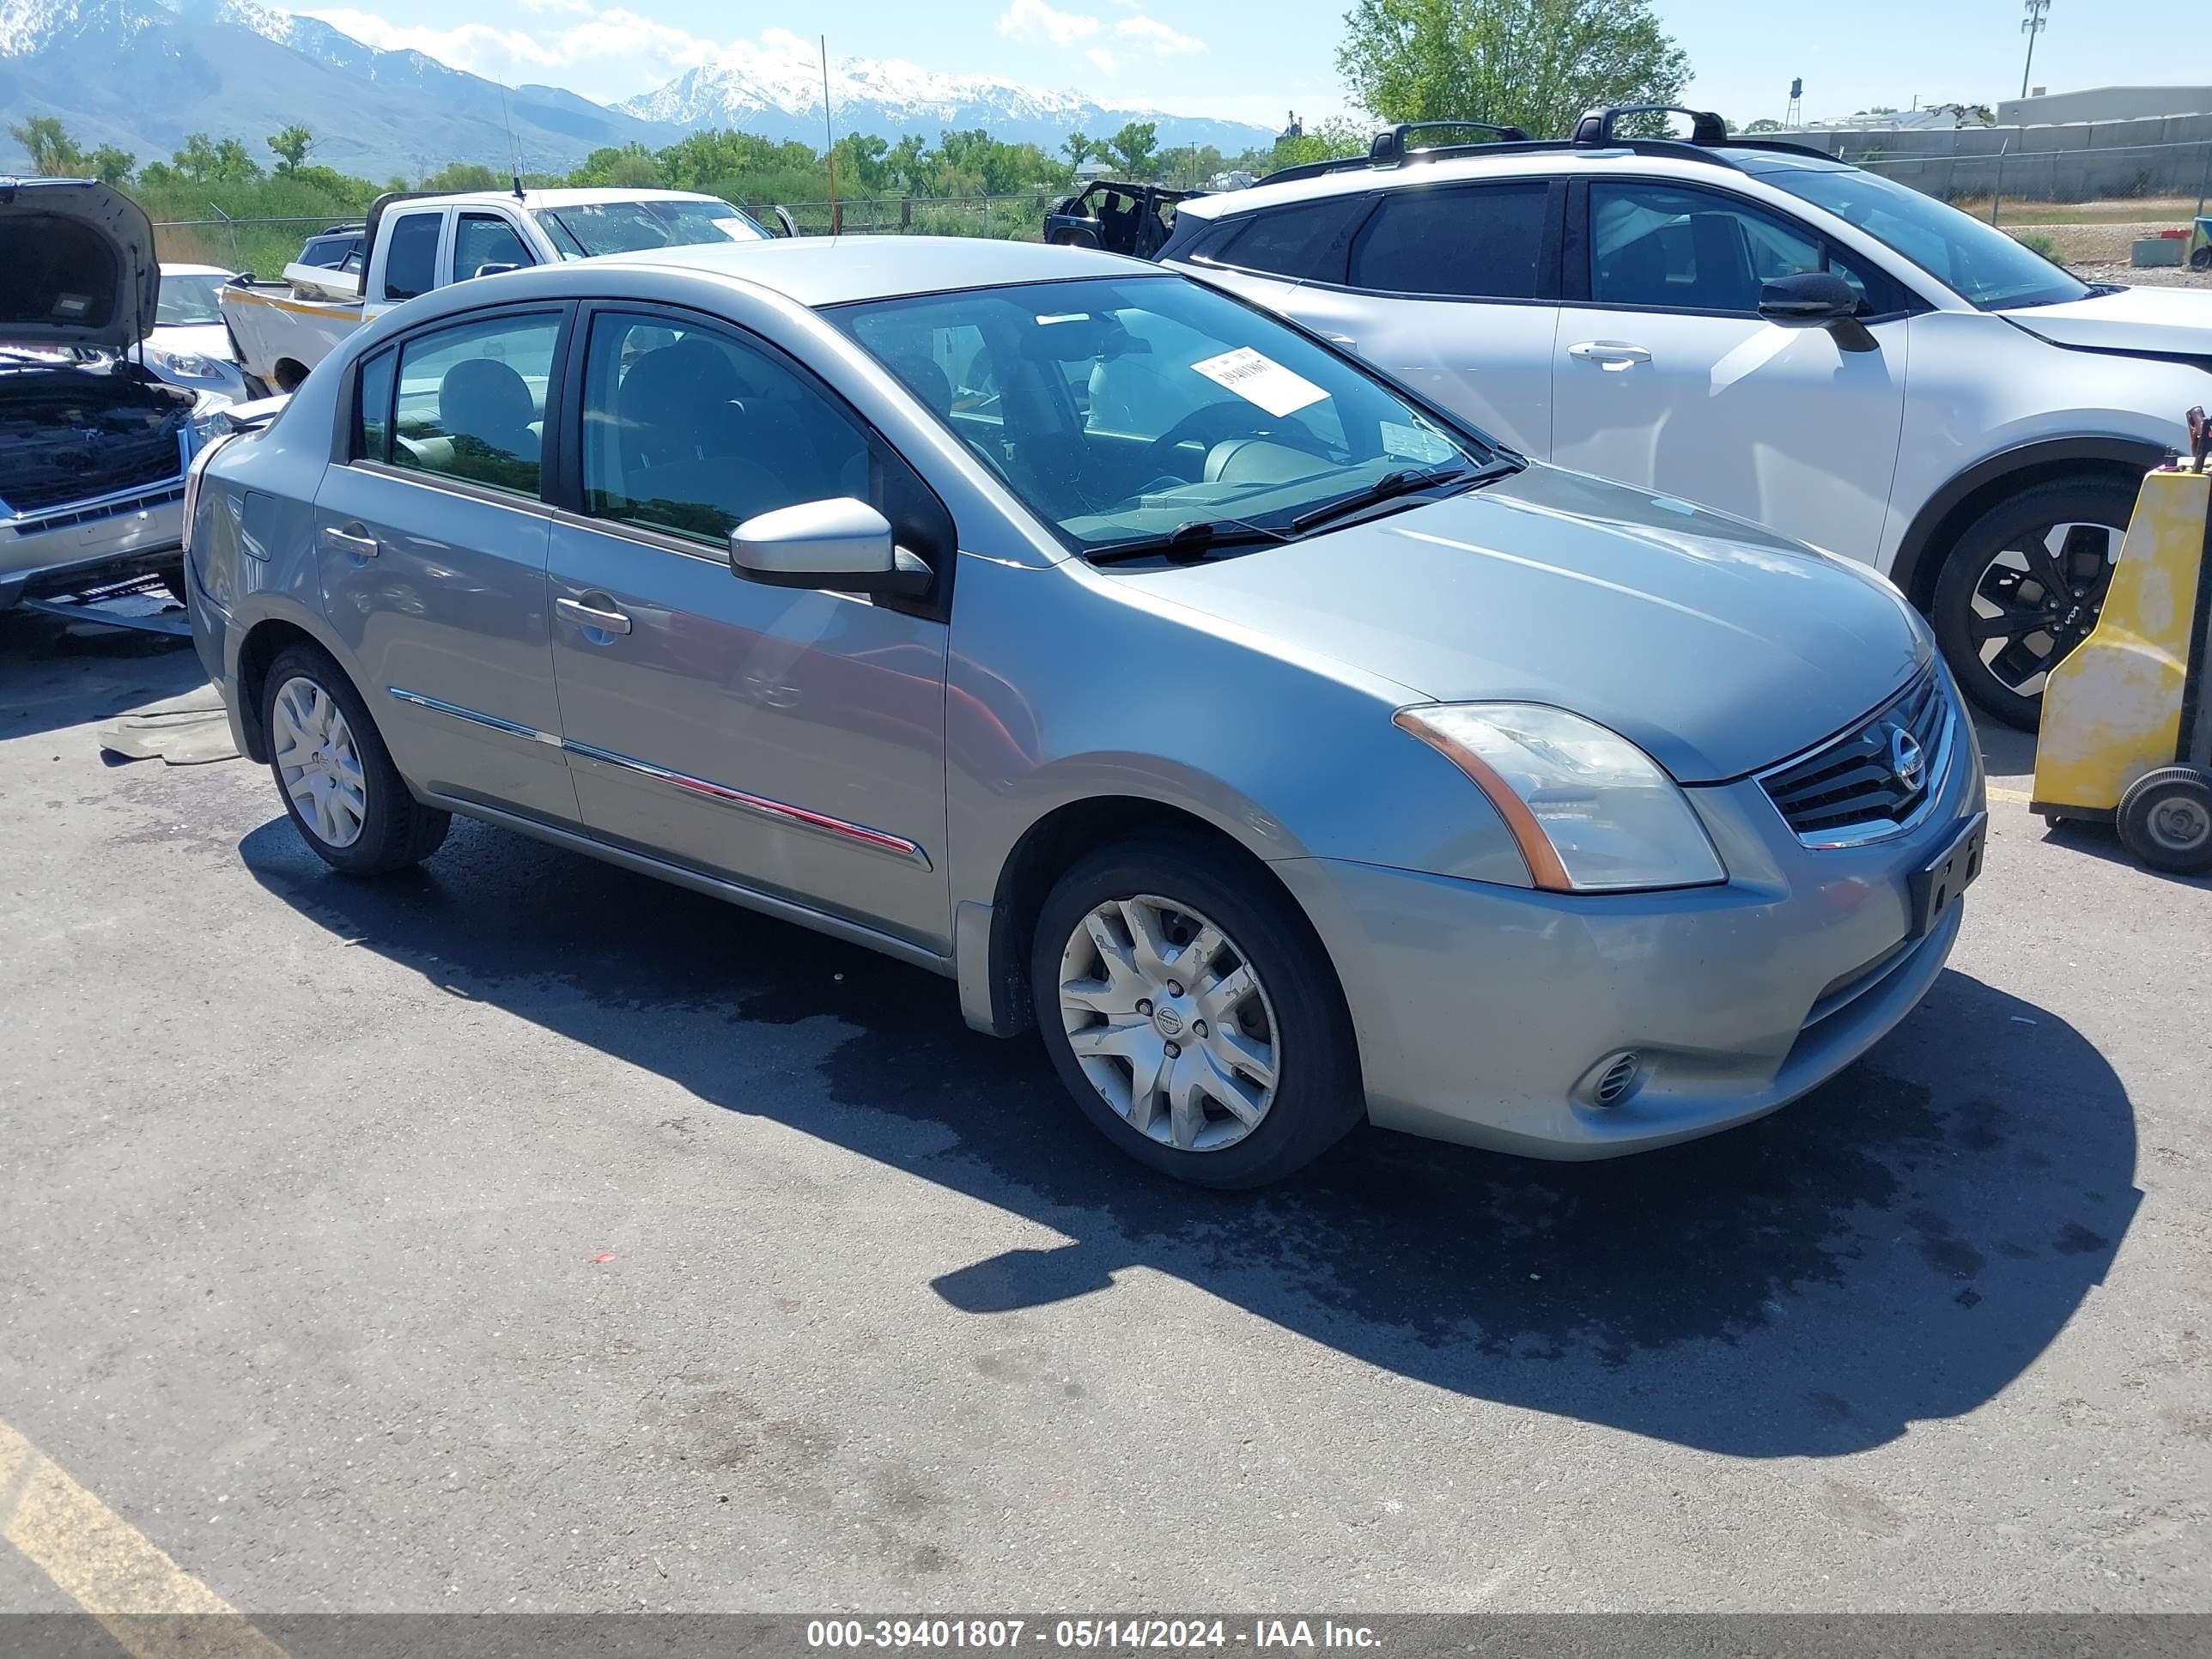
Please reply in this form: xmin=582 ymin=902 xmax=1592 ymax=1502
xmin=1379 ymin=420 xmax=1459 ymax=464
xmin=1188 ymin=347 xmax=1328 ymax=417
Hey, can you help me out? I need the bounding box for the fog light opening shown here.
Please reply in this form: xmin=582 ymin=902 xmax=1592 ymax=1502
xmin=1588 ymin=1051 xmax=1644 ymax=1109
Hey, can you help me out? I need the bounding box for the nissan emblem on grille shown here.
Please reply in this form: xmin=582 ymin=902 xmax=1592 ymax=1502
xmin=1889 ymin=726 xmax=1927 ymax=793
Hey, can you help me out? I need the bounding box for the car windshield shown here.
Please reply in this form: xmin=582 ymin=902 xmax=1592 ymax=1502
xmin=832 ymin=275 xmax=1499 ymax=554
xmin=533 ymin=199 xmax=768 ymax=258
xmin=156 ymin=274 xmax=227 ymax=326
xmin=1760 ymin=164 xmax=2091 ymax=310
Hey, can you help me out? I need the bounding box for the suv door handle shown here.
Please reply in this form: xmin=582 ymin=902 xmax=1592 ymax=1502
xmin=556 ymin=594 xmax=633 ymax=636
xmin=1567 ymin=341 xmax=1652 ymax=370
xmin=321 ymin=521 xmax=380 ymax=557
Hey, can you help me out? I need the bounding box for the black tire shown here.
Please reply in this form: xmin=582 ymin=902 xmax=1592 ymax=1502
xmin=2191 ymin=246 xmax=2212 ymax=271
xmin=156 ymin=559 xmax=189 ymax=605
xmin=2116 ymin=765 xmax=2212 ymax=874
xmin=260 ymin=642 xmax=450 ymax=875
xmin=1932 ymin=477 xmax=2136 ymax=731
xmin=1030 ymin=835 xmax=1364 ymax=1189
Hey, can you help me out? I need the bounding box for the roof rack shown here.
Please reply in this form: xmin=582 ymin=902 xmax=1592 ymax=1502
xmin=1572 ymin=104 xmax=1728 ymax=145
xmin=1257 ymin=107 xmax=1833 ymax=188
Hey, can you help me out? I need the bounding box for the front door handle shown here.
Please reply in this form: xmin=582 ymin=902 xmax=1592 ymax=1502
xmin=1567 ymin=341 xmax=1653 ymax=370
xmin=556 ymin=594 xmax=633 ymax=636
xmin=321 ymin=521 xmax=380 ymax=557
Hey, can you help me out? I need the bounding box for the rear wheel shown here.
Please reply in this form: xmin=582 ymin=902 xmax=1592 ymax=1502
xmin=1031 ymin=836 xmax=1363 ymax=1188
xmin=261 ymin=642 xmax=449 ymax=875
xmin=1932 ymin=477 xmax=2134 ymax=731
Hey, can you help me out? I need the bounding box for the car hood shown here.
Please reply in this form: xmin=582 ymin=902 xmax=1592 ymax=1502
xmin=0 ymin=177 xmax=161 ymax=350
xmin=1113 ymin=465 xmax=1932 ymax=783
xmin=2000 ymin=283 xmax=2212 ymax=357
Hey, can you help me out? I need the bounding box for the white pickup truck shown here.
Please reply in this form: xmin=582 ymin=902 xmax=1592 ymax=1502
xmin=221 ymin=187 xmax=775 ymax=392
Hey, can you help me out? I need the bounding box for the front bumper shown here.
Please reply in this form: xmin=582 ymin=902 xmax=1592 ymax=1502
xmin=1 ymin=483 xmax=186 ymax=607
xmin=1273 ymin=696 xmax=1985 ymax=1159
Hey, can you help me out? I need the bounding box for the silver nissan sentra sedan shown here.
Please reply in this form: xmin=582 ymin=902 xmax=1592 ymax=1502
xmin=184 ymin=236 xmax=1985 ymax=1188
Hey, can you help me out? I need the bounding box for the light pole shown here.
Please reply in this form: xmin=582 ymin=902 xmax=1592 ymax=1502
xmin=2020 ymin=0 xmax=2051 ymax=101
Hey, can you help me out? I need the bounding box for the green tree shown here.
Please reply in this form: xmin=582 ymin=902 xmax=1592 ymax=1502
xmin=268 ymin=125 xmax=314 ymax=173
xmin=172 ymin=132 xmax=220 ymax=183
xmin=419 ymin=161 xmax=502 ymax=191
xmin=1743 ymin=117 xmax=1784 ymax=134
xmin=9 ymin=115 xmax=84 ymax=176
xmin=1062 ymin=131 xmax=1096 ymax=170
xmin=88 ymin=145 xmax=137 ymax=185
xmin=886 ymin=133 xmax=935 ymax=194
xmin=1107 ymin=119 xmax=1159 ymax=178
xmin=832 ymin=132 xmax=890 ymax=194
xmin=212 ymin=137 xmax=263 ymax=183
xmin=1335 ymin=0 xmax=1687 ymax=142
xmin=1270 ymin=117 xmax=1370 ymax=171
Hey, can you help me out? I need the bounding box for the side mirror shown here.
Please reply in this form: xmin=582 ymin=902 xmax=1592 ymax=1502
xmin=1759 ymin=271 xmax=1878 ymax=352
xmin=471 ymin=262 xmax=520 ymax=281
xmin=729 ymin=497 xmax=933 ymax=598
xmin=1759 ymin=271 xmax=1860 ymax=326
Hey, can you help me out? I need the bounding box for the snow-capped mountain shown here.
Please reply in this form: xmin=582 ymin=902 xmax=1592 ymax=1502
xmin=0 ymin=0 xmax=1273 ymax=179
xmin=623 ymin=56 xmax=1270 ymax=153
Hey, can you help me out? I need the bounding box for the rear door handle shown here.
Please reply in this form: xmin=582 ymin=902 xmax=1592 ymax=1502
xmin=321 ymin=521 xmax=380 ymax=557
xmin=556 ymin=594 xmax=633 ymax=636
xmin=1567 ymin=341 xmax=1652 ymax=370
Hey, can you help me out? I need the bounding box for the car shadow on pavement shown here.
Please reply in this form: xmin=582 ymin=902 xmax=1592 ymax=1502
xmin=241 ymin=813 xmax=2141 ymax=1461
xmin=0 ymin=612 xmax=205 ymax=743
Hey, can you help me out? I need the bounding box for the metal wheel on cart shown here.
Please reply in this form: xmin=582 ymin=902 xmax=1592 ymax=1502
xmin=2116 ymin=766 xmax=2212 ymax=874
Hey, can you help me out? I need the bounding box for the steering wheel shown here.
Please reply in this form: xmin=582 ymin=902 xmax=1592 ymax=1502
xmin=1139 ymin=402 xmax=1276 ymax=477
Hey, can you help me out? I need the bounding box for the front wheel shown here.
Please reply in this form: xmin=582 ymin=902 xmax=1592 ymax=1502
xmin=1031 ymin=837 xmax=1364 ymax=1188
xmin=1932 ymin=477 xmax=2134 ymax=731
xmin=2117 ymin=766 xmax=2212 ymax=873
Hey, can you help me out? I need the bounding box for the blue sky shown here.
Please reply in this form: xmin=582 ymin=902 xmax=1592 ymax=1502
xmin=295 ymin=0 xmax=2210 ymax=131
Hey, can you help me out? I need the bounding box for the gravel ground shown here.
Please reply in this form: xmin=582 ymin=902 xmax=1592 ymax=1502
xmin=1 ymin=610 xmax=2208 ymax=1617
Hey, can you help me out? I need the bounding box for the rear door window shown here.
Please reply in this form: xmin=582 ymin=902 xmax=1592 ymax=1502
xmin=1212 ymin=196 xmax=1372 ymax=283
xmin=380 ymin=212 xmax=442 ymax=301
xmin=390 ymin=312 xmax=562 ymax=497
xmin=1347 ymin=183 xmax=1550 ymax=299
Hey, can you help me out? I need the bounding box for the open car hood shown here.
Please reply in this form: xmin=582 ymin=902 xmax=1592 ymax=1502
xmin=0 ymin=177 xmax=161 ymax=351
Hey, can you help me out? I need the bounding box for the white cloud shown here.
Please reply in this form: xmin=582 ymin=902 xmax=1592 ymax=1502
xmin=298 ymin=4 xmax=720 ymax=100
xmin=995 ymin=0 xmax=1100 ymax=46
xmin=1115 ymin=14 xmax=1203 ymax=55
xmin=1084 ymin=46 xmax=1116 ymax=73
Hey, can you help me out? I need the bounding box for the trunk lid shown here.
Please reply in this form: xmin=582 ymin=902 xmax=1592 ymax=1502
xmin=0 ymin=177 xmax=162 ymax=351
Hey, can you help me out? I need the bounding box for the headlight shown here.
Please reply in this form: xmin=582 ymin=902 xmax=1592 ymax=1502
xmin=1394 ymin=702 xmax=1727 ymax=892
xmin=145 ymin=345 xmax=232 ymax=385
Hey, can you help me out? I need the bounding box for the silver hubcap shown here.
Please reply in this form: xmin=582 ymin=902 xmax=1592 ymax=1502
xmin=272 ymin=676 xmax=368 ymax=849
xmin=1057 ymin=895 xmax=1279 ymax=1153
xmin=2148 ymin=798 xmax=2210 ymax=853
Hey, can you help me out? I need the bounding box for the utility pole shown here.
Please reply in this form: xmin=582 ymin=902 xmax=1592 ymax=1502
xmin=2019 ymin=0 xmax=2051 ymax=101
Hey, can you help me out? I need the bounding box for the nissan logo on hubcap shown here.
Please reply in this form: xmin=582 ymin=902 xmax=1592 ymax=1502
xmin=1890 ymin=726 xmax=1927 ymax=793
xmin=1152 ymin=1006 xmax=1185 ymax=1039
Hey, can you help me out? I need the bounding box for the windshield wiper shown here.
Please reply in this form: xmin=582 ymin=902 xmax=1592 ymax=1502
xmin=1084 ymin=517 xmax=1290 ymax=567
xmin=1288 ymin=461 xmax=1511 ymax=534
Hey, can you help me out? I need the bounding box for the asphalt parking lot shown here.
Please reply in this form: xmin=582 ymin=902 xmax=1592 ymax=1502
xmin=2 ymin=607 xmax=2207 ymax=1616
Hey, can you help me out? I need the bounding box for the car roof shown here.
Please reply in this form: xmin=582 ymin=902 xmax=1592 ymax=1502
xmin=594 ymin=234 xmax=1164 ymax=308
xmin=416 ymin=188 xmax=741 ymax=211
xmin=1176 ymin=142 xmax=1857 ymax=221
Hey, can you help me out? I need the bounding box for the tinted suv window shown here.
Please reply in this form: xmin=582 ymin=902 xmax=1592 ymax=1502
xmin=391 ymin=312 xmax=561 ymax=496
xmin=580 ymin=312 xmax=875 ymax=546
xmin=1213 ymin=196 xmax=1371 ymax=282
xmin=1590 ymin=182 xmax=1877 ymax=313
xmin=454 ymin=214 xmax=532 ymax=280
xmin=381 ymin=212 xmax=441 ymax=301
xmin=1348 ymin=183 xmax=1549 ymax=299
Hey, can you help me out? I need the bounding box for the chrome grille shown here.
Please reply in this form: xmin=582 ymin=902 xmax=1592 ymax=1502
xmin=1760 ymin=669 xmax=1951 ymax=847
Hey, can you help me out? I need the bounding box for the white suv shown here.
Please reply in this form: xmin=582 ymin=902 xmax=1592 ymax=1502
xmin=1159 ymin=111 xmax=2211 ymax=728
